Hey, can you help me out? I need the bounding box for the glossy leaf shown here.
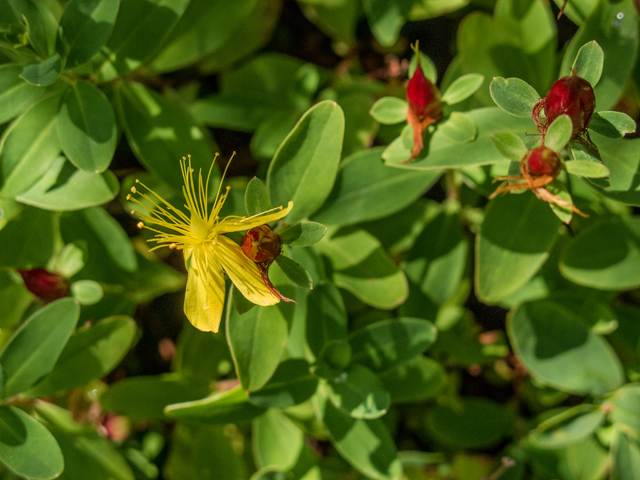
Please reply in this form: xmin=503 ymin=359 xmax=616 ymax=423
xmin=0 ymin=270 xmax=33 ymax=328
xmin=348 ymin=318 xmax=437 ymax=373
xmin=560 ymin=217 xmax=640 ymax=290
xmin=489 ymin=77 xmax=540 ymax=118
xmin=0 ymin=206 xmax=54 ymax=268
xmin=0 ymin=64 xmax=45 ymax=124
xmin=362 ymin=0 xmax=413 ymax=47
xmin=71 ymin=279 xmax=103 ymax=305
xmin=0 ymin=406 xmax=63 ymax=479
xmin=589 ymin=111 xmax=636 ymax=139
xmin=15 ymin=156 xmax=119 ymax=211
xmin=101 ymin=374 xmax=210 ymax=420
xmin=572 ymin=40 xmax=604 ymax=86
xmin=613 ymin=428 xmax=640 ymax=480
xmin=26 ymin=316 xmax=136 ymax=396
xmin=267 ymin=100 xmax=344 ymax=224
xmin=491 ymin=132 xmax=528 ymax=162
xmin=0 ymin=298 xmax=79 ymax=398
xmin=544 ymin=115 xmax=572 ymax=152
xmin=545 ymin=180 xmax=573 ymax=225
xmin=275 ymin=255 xmax=312 ymax=289
xmin=116 ymin=82 xmax=217 ymax=193
xmin=58 ymin=79 xmax=117 ymax=173
xmin=316 ymin=388 xmax=402 ymax=480
xmin=56 ymin=0 xmax=119 ymax=67
xmin=19 ymin=53 xmax=61 ymax=86
xmin=508 ymin=300 xmax=624 ymax=395
xmin=165 ymin=385 xmax=266 ymax=424
xmin=370 ymin=97 xmax=407 ymax=124
xmin=476 ymin=192 xmax=560 ymax=303
xmin=245 ymin=176 xmax=270 ymax=217
xmin=313 ymin=147 xmax=441 ymax=226
xmin=528 ymin=405 xmax=605 ymax=449
xmin=248 ymin=359 xmax=318 ymax=408
xmin=254 ymin=409 xmax=305 ymax=471
xmin=379 ymin=356 xmax=446 ymax=403
xmin=560 ymin=0 xmax=639 ymax=111
xmin=326 ymin=365 xmax=390 ymax=419
xmin=441 ymin=73 xmax=484 ymax=105
xmin=610 ymin=384 xmax=640 ymax=436
xmin=279 ymin=221 xmax=327 ymax=246
xmin=315 ymin=228 xmax=408 ymax=309
xmin=564 ymin=159 xmax=609 ymax=178
xmin=0 ymin=94 xmax=61 ymax=198
xmin=306 ymin=283 xmax=348 ymax=362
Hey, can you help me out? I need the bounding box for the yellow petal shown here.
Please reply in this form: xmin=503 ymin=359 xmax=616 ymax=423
xmin=218 ymin=201 xmax=294 ymax=233
xmin=216 ymin=235 xmax=279 ymax=306
xmin=183 ymin=243 xmax=226 ymax=332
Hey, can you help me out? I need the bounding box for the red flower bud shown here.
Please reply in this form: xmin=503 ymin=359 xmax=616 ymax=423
xmin=544 ymin=73 xmax=595 ymax=138
xmin=241 ymin=225 xmax=282 ymax=265
xmin=18 ymin=268 xmax=70 ymax=303
xmin=523 ymin=146 xmax=562 ymax=178
xmin=406 ymin=63 xmax=442 ymax=122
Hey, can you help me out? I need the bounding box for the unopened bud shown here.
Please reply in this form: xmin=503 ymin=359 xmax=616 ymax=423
xmin=544 ymin=73 xmax=595 ymax=137
xmin=523 ymin=146 xmax=562 ymax=178
xmin=241 ymin=225 xmax=282 ymax=265
xmin=18 ymin=268 xmax=70 ymax=303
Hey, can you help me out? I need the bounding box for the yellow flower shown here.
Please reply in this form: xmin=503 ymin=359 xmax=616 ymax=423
xmin=127 ymin=154 xmax=293 ymax=333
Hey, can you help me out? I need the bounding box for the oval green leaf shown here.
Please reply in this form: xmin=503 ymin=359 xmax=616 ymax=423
xmin=326 ymin=365 xmax=390 ymax=419
xmin=491 ymin=132 xmax=528 ymax=162
xmin=245 ymin=176 xmax=270 ymax=216
xmin=267 ymin=100 xmax=345 ymax=224
xmin=274 ymin=255 xmax=312 ymax=289
xmin=369 ymin=97 xmax=407 ymax=124
xmin=379 ymin=356 xmax=446 ymax=403
xmin=306 ymin=283 xmax=348 ymax=362
xmin=589 ymin=111 xmax=637 ymax=139
xmin=248 ymin=359 xmax=318 ymax=408
xmin=19 ymin=53 xmax=61 ymax=86
xmin=564 ymin=159 xmax=610 ymax=178
xmin=279 ymin=221 xmax=327 ymax=246
xmin=571 ymin=40 xmax=604 ymax=86
xmin=441 ymin=73 xmax=484 ymax=105
xmin=489 ymin=77 xmax=540 ymax=118
xmin=0 ymin=64 xmax=45 ymax=124
xmin=507 ymin=300 xmax=624 ymax=395
xmin=528 ymin=405 xmax=605 ymax=449
xmin=545 ymin=115 xmax=572 ymax=152
xmin=58 ymin=80 xmax=117 ymax=173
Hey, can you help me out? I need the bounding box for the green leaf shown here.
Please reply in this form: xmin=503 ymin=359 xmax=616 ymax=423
xmin=56 ymin=0 xmax=119 ymax=67
xmin=0 ymin=94 xmax=61 ymax=198
xmin=275 ymin=255 xmax=313 ymax=289
xmin=0 ymin=206 xmax=54 ymax=268
xmin=95 ymin=0 xmax=190 ymax=80
xmin=491 ymin=132 xmax=528 ymax=162
xmin=0 ymin=270 xmax=33 ymax=328
xmin=150 ymin=0 xmax=254 ymax=72
xmin=613 ymin=428 xmax=640 ymax=480
xmin=58 ymin=80 xmax=117 ymax=173
xmin=409 ymin=51 xmax=438 ymax=84
xmin=560 ymin=0 xmax=639 ymax=110
xmin=34 ymin=401 xmax=135 ymax=480
xmin=248 ymin=359 xmax=318 ymax=408
xmin=19 ymin=53 xmax=61 ymax=86
xmin=610 ymin=384 xmax=640 ymax=437
xmin=316 ymin=388 xmax=402 ymax=480
xmin=545 ymin=115 xmax=572 ymax=152
xmin=326 ymin=365 xmax=390 ymax=419
xmin=2 ymin=0 xmax=52 ymax=57
xmin=362 ymin=0 xmax=413 ymax=47
xmin=0 ymin=64 xmax=45 ymax=124
xmin=165 ymin=385 xmax=266 ymax=424
xmin=384 ymin=107 xmax=533 ymax=170
xmin=15 ymin=156 xmax=119 ymax=211
xmin=441 ymin=73 xmax=484 ymax=105
xmin=0 ymin=298 xmax=79 ymax=398
xmin=116 ymin=82 xmax=217 ymax=193
xmin=166 ymin=423 xmax=245 ymax=480
xmin=173 ymin=322 xmax=233 ymax=384
xmin=306 ymin=284 xmax=348 ymax=362
xmin=507 ymin=300 xmax=624 ymax=395
xmin=379 ymin=356 xmax=446 ymax=403
xmin=348 ymin=318 xmax=437 ymax=373
xmin=476 ymin=192 xmax=560 ymax=303
xmin=71 ymin=279 xmax=103 ymax=305
xmin=245 ymin=177 xmax=270 ymax=216
xmin=26 ymin=316 xmax=136 ymax=397
xmin=528 ymin=405 xmax=605 ymax=449
xmin=572 ymin=40 xmax=604 ymax=86
xmin=489 ymin=77 xmax=540 ymax=118
xmin=0 ymin=406 xmax=63 ymax=479
xmin=589 ymin=111 xmax=637 ymax=138
xmin=560 ymin=217 xmax=640 ymax=290
xmin=253 ymin=409 xmax=305 ymax=472
xmin=425 ymin=397 xmax=513 ymax=449
xmin=101 ymin=374 xmax=210 ymax=420
xmin=279 ymin=221 xmax=327 ymax=247
xmin=369 ymin=97 xmax=407 ymax=124
xmin=315 ymin=228 xmax=408 ymax=309
xmin=545 ymin=180 xmax=574 ymax=225
xmin=232 ymin=284 xmax=255 ymax=315
xmin=436 ymin=112 xmax=477 ymax=144
xmin=267 ymin=100 xmax=344 ymax=224
xmin=564 ymin=159 xmax=609 ymax=178
xmin=227 ymin=296 xmax=294 ymax=392
xmin=312 ymin=147 xmax=441 ymax=226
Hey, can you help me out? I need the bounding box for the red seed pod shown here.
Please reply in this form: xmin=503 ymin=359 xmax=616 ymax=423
xmin=241 ymin=225 xmax=282 ymax=265
xmin=18 ymin=268 xmax=70 ymax=303
xmin=522 ymin=146 xmax=562 ymax=178
xmin=406 ymin=61 xmax=442 ymax=122
xmin=544 ymin=73 xmax=595 ymax=137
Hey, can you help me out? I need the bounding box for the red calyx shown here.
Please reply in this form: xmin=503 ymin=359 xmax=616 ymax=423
xmin=18 ymin=267 xmax=70 ymax=303
xmin=544 ymin=73 xmax=595 ymax=138
xmin=241 ymin=225 xmax=282 ymax=266
xmin=523 ymin=146 xmax=562 ymax=178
